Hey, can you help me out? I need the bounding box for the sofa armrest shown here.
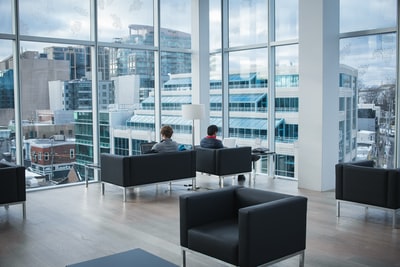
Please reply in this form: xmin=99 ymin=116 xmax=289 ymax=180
xmin=100 ymin=153 xmax=130 ymax=187
xmin=335 ymin=163 xmax=344 ymax=199
xmin=388 ymin=170 xmax=400 ymax=209
xmin=336 ymin=160 xmax=375 ymax=200
xmin=179 ymin=186 xmax=239 ymax=247
xmin=216 ymin=147 xmax=252 ymax=175
xmin=0 ymin=165 xmax=26 ymax=204
xmin=238 ymin=196 xmax=307 ymax=266
xmin=195 ymin=147 xmax=216 ymax=174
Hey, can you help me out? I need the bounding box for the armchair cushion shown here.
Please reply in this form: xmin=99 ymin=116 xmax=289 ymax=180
xmin=188 ymin=219 xmax=238 ymax=264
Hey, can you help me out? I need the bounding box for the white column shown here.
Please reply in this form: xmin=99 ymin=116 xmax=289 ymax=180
xmin=298 ymin=0 xmax=339 ymax=191
xmin=191 ymin=0 xmax=210 ymax=144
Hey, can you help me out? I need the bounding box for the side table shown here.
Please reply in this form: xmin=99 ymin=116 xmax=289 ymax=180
xmin=251 ymin=150 xmax=276 ymax=181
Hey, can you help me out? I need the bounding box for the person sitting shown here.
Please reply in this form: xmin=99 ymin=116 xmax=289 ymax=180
xmin=200 ymin=125 xmax=245 ymax=181
xmin=200 ymin=124 xmax=223 ymax=149
xmin=151 ymin=125 xmax=179 ymax=153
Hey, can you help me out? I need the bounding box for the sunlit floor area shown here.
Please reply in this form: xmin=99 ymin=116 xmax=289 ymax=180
xmin=0 ymin=173 xmax=399 ymax=267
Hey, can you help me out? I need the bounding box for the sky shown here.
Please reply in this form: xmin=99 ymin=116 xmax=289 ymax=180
xmin=0 ymin=0 xmax=397 ymax=88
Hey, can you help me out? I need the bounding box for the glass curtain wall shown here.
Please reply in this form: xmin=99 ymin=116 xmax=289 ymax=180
xmin=0 ymin=0 xmax=192 ymax=189
xmin=1 ymin=0 xmax=399 ymax=188
xmin=339 ymin=0 xmax=398 ymax=168
xmin=210 ymin=0 xmax=299 ymax=178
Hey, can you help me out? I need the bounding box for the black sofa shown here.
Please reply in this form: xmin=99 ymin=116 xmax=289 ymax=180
xmin=180 ymin=186 xmax=308 ymax=267
xmin=335 ymin=160 xmax=400 ymax=228
xmin=0 ymin=161 xmax=26 ymax=218
xmin=101 ymin=150 xmax=196 ymax=201
xmin=195 ymin=146 xmax=252 ymax=187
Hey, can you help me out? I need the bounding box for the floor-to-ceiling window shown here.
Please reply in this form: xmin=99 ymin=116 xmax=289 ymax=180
xmin=210 ymin=0 xmax=299 ymax=179
xmin=339 ymin=0 xmax=397 ymax=168
xmin=0 ymin=0 xmax=193 ymax=189
xmin=273 ymin=0 xmax=298 ymax=178
xmin=0 ymin=0 xmax=399 ymax=190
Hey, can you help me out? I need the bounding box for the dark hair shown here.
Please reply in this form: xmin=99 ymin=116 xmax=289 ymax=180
xmin=160 ymin=125 xmax=173 ymax=138
xmin=207 ymin=125 xmax=219 ymax=136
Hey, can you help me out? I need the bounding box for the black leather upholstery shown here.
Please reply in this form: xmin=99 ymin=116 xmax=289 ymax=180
xmin=180 ymin=186 xmax=308 ymax=267
xmin=336 ymin=160 xmax=400 ymax=209
xmin=0 ymin=161 xmax=26 ymax=218
xmin=101 ymin=150 xmax=196 ymax=201
xmin=195 ymin=146 xmax=252 ymax=186
xmin=335 ymin=160 xmax=400 ymax=227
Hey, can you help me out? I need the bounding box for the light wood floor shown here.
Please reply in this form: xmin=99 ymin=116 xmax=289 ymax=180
xmin=0 ymin=174 xmax=399 ymax=267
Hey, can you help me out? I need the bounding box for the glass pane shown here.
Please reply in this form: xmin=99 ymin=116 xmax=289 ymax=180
xmin=340 ymin=33 xmax=397 ymax=168
xmin=275 ymin=0 xmax=298 ymax=41
xmin=105 ymin=45 xmax=156 ymax=156
xmin=19 ymin=0 xmax=90 ymax=40
xmin=160 ymin=51 xmax=192 ymax=146
xmin=210 ymin=53 xmax=222 ymax=122
xmin=229 ymin=0 xmax=268 ymax=47
xmin=160 ymin=0 xmax=191 ymax=49
xmin=275 ymin=44 xmax=299 ymax=132
xmin=209 ymin=0 xmax=221 ymax=51
xmin=275 ymin=45 xmax=298 ymax=178
xmin=0 ymin=40 xmax=12 ymax=62
xmin=0 ymin=40 xmax=14 ymax=169
xmin=340 ymin=0 xmax=397 ymax=33
xmin=228 ymin=48 xmax=268 ymax=145
xmin=12 ymin=41 xmax=91 ymax=187
xmin=0 ymin=0 xmax=12 ymax=34
xmin=98 ymin=0 xmax=153 ymax=43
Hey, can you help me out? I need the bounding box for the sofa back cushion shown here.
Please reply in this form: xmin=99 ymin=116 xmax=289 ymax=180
xmin=336 ymin=160 xmax=375 ymax=200
xmin=235 ymin=187 xmax=292 ymax=210
xmin=130 ymin=150 xmax=196 ymax=185
xmin=215 ymin=147 xmax=252 ymax=175
xmin=195 ymin=147 xmax=217 ymax=174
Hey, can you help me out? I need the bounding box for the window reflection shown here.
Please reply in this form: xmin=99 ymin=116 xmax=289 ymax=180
xmin=160 ymin=0 xmax=191 ymax=49
xmin=228 ymin=0 xmax=268 ymax=47
xmin=98 ymin=0 xmax=154 ymax=42
xmin=228 ymin=49 xmax=268 ymax=142
xmin=19 ymin=0 xmax=91 ymax=40
xmin=0 ymin=0 xmax=12 ymax=34
xmin=340 ymin=33 xmax=397 ymax=168
xmin=275 ymin=0 xmax=298 ymax=41
xmin=340 ymin=0 xmax=397 ymax=33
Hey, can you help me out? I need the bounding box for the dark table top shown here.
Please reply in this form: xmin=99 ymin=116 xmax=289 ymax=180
xmin=66 ymin=248 xmax=178 ymax=267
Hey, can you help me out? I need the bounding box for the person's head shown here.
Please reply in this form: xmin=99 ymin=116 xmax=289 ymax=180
xmin=207 ymin=125 xmax=219 ymax=136
xmin=160 ymin=125 xmax=174 ymax=139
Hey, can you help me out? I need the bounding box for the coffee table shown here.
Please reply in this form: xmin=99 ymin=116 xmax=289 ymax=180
xmin=66 ymin=248 xmax=178 ymax=267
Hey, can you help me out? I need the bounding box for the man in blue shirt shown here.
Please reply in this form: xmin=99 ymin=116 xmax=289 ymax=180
xmin=200 ymin=125 xmax=245 ymax=181
xmin=200 ymin=125 xmax=223 ymax=149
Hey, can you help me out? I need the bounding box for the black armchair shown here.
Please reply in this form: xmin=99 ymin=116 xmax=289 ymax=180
xmin=0 ymin=161 xmax=26 ymax=218
xmin=195 ymin=146 xmax=252 ymax=187
xmin=179 ymin=186 xmax=308 ymax=267
xmin=335 ymin=160 xmax=400 ymax=228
